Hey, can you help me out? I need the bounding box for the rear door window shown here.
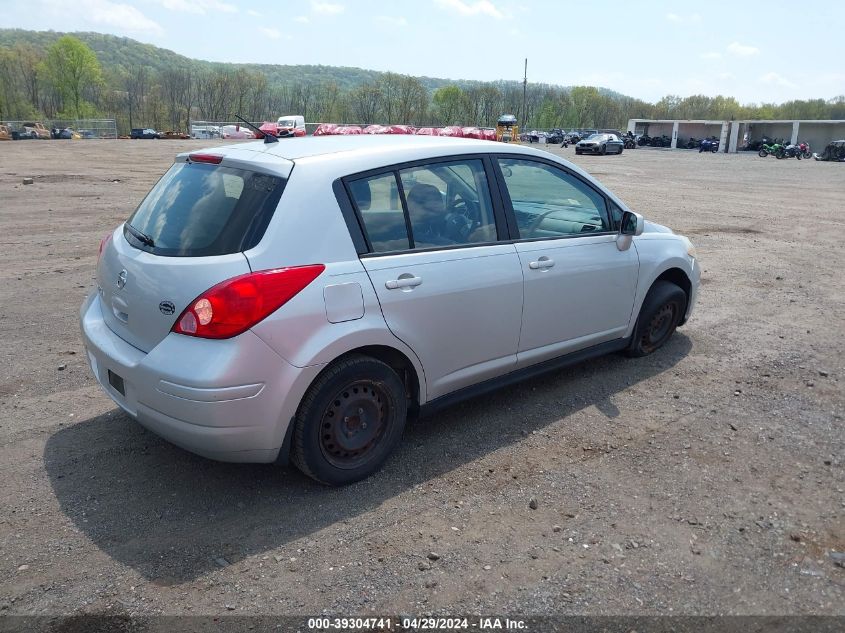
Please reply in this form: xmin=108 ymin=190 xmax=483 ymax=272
xmin=125 ymin=161 xmax=285 ymax=257
xmin=347 ymin=158 xmax=499 ymax=253
xmin=347 ymin=173 xmax=410 ymax=252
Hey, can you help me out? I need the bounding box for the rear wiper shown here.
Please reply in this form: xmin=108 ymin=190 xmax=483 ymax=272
xmin=125 ymin=223 xmax=155 ymax=247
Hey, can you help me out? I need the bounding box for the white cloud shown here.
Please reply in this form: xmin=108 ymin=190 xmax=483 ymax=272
xmin=247 ymin=9 xmax=261 ymax=16
xmin=760 ymin=72 xmax=797 ymax=89
xmin=42 ymin=0 xmax=163 ymax=35
xmin=259 ymin=26 xmax=281 ymax=39
xmin=294 ymin=15 xmax=310 ymax=22
xmin=727 ymin=42 xmax=759 ymax=57
xmin=154 ymin=0 xmax=237 ymax=14
xmin=311 ymin=1 xmax=344 ymax=15
xmin=376 ymin=15 xmax=408 ymax=27
xmin=434 ymin=0 xmax=504 ymax=19
xmin=666 ymin=12 xmax=701 ymax=23
xmin=700 ymin=51 xmax=721 ymax=60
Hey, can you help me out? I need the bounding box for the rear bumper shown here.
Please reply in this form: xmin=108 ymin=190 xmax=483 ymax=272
xmin=79 ymin=291 xmax=324 ymax=463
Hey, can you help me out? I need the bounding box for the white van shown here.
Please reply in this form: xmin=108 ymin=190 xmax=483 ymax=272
xmin=276 ymin=115 xmax=306 ymax=137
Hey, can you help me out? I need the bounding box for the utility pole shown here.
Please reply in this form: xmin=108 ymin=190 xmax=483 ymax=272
xmin=522 ymin=58 xmax=527 ymax=126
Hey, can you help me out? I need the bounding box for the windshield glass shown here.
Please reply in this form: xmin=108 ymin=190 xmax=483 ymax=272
xmin=125 ymin=161 xmax=286 ymax=257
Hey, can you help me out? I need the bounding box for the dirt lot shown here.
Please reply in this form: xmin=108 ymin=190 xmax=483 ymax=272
xmin=0 ymin=139 xmax=843 ymax=623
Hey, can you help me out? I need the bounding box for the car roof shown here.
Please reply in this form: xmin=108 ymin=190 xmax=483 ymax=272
xmin=200 ymin=135 xmax=538 ymax=167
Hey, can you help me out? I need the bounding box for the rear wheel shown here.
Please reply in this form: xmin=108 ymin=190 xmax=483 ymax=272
xmin=291 ymin=355 xmax=407 ymax=485
xmin=626 ymin=281 xmax=687 ymax=357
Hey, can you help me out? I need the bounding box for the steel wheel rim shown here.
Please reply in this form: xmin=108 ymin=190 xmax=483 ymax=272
xmin=641 ymin=303 xmax=676 ymax=352
xmin=319 ymin=381 xmax=390 ymax=469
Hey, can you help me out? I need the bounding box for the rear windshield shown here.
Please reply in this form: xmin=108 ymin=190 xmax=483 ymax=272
xmin=125 ymin=161 xmax=285 ymax=257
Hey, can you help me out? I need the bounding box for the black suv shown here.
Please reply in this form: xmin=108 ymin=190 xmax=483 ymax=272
xmin=130 ymin=128 xmax=161 ymax=139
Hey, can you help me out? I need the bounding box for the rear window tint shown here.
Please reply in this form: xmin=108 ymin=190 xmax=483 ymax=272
xmin=124 ymin=161 xmax=285 ymax=257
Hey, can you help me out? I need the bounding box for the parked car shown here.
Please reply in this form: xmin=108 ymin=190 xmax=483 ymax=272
xmin=191 ymin=125 xmax=221 ymax=139
xmin=575 ymin=133 xmax=624 ymax=155
xmin=130 ymin=128 xmax=161 ymax=139
xmin=81 ymin=136 xmax=700 ymax=485
xmin=0 ymin=124 xmax=11 ymax=141
xmin=546 ymin=129 xmax=565 ymax=144
xmin=220 ymin=125 xmax=256 ymax=139
xmin=20 ymin=122 xmax=50 ymax=139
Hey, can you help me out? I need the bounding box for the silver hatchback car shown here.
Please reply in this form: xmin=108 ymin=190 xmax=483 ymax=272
xmin=81 ymin=135 xmax=700 ymax=485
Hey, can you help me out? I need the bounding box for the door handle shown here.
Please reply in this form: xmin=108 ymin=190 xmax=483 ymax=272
xmin=528 ymin=257 xmax=555 ymax=270
xmin=385 ymin=276 xmax=422 ymax=290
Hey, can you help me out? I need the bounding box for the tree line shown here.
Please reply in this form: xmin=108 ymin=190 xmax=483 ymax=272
xmin=1 ymin=35 xmax=843 ymax=134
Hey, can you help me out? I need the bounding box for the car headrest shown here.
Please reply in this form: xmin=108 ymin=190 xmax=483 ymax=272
xmin=406 ymin=183 xmax=443 ymax=214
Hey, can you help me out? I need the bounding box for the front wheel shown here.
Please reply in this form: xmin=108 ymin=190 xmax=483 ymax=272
xmin=291 ymin=355 xmax=408 ymax=485
xmin=803 ymin=150 xmax=812 ymax=159
xmin=711 ymin=145 xmax=718 ymax=153
xmin=758 ymin=149 xmax=768 ymax=157
xmin=626 ymin=281 xmax=687 ymax=357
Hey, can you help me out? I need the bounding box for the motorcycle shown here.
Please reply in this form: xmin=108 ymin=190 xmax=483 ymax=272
xmin=685 ymin=137 xmax=699 ymax=149
xmin=758 ymin=139 xmax=784 ymax=157
xmin=649 ymin=134 xmax=671 ymax=147
xmin=797 ymin=141 xmax=812 ymax=159
xmin=622 ymin=133 xmax=637 ymax=149
xmin=637 ymin=134 xmax=652 ymax=146
xmin=699 ymin=137 xmax=719 ymax=153
xmin=775 ymin=143 xmax=802 ymax=159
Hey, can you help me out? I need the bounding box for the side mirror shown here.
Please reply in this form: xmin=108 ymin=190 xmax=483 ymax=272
xmin=616 ymin=210 xmax=643 ymax=251
xmin=620 ymin=210 xmax=643 ymax=236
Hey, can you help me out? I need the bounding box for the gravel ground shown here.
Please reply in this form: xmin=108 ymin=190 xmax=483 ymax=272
xmin=0 ymin=140 xmax=843 ymax=623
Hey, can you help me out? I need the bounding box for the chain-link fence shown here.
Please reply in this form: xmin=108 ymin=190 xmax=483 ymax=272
xmin=2 ymin=119 xmax=117 ymax=139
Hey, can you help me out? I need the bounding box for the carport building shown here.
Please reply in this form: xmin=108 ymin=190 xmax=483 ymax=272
xmin=627 ymin=119 xmax=729 ymax=150
xmin=727 ymin=120 xmax=845 ymax=154
xmin=628 ymin=118 xmax=845 ymax=153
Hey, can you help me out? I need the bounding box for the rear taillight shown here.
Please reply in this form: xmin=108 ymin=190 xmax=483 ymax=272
xmin=171 ymin=265 xmax=325 ymax=339
xmin=98 ymin=232 xmax=113 ymax=264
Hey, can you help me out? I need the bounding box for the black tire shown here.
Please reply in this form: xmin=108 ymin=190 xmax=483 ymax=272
xmin=617 ymin=146 xmax=623 ymax=154
xmin=758 ymin=149 xmax=768 ymax=157
xmin=803 ymin=151 xmax=812 ymax=159
xmin=575 ymin=150 xmax=581 ymax=155
xmin=711 ymin=145 xmax=718 ymax=153
xmin=775 ymin=149 xmax=784 ymax=159
xmin=291 ymin=354 xmax=407 ymax=485
xmin=600 ymin=144 xmax=606 ymax=155
xmin=626 ymin=281 xmax=687 ymax=357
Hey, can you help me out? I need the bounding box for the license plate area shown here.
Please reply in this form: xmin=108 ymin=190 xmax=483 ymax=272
xmin=108 ymin=370 xmax=126 ymax=396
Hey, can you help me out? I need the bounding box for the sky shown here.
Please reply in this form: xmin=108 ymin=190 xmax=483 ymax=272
xmin=2 ymin=0 xmax=843 ymax=104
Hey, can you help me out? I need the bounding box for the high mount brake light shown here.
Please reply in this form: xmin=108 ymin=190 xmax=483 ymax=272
xmin=188 ymin=153 xmax=223 ymax=164
xmin=172 ymin=265 xmax=326 ymax=339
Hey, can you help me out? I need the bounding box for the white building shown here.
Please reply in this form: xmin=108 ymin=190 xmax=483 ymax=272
xmin=627 ymin=118 xmax=845 ymax=153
